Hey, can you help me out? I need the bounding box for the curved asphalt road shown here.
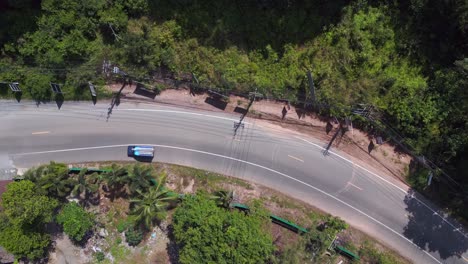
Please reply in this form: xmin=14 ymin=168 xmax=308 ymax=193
xmin=0 ymin=100 xmax=467 ymax=264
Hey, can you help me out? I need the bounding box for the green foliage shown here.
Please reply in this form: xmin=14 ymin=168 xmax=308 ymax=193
xmin=71 ymin=169 xmax=100 ymax=203
xmin=1 ymin=0 xmax=467 ymax=221
xmin=173 ymin=194 xmax=274 ymax=264
xmin=359 ymin=240 xmax=404 ymax=264
xmin=56 ymin=202 xmax=94 ymax=241
xmin=323 ymin=215 xmax=348 ymax=235
xmin=1 ymin=180 xmax=58 ymax=226
xmin=129 ymin=173 xmax=176 ymax=230
xmin=126 ymin=164 xmax=154 ymax=196
xmin=210 ymin=189 xmax=234 ymax=208
xmin=116 ymin=216 xmax=136 ymax=233
xmin=95 ymin=251 xmax=105 ymax=262
xmin=0 ymin=220 xmax=51 ymax=260
xmin=23 ymin=161 xmax=74 ymax=199
xmin=275 ymin=229 xmax=330 ymax=264
xmin=0 ymin=181 xmax=57 ymax=260
xmin=125 ymin=226 xmax=143 ymax=246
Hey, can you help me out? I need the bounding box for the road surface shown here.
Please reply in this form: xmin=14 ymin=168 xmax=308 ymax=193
xmin=0 ymin=100 xmax=467 ymax=264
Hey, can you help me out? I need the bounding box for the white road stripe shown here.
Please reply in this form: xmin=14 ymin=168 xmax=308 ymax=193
xmin=348 ymin=182 xmax=363 ymax=191
xmin=288 ymin=155 xmax=304 ymax=162
xmin=295 ymin=136 xmax=468 ymax=239
xmin=31 ymin=131 xmax=50 ymax=135
xmin=13 ymin=143 xmax=442 ymax=263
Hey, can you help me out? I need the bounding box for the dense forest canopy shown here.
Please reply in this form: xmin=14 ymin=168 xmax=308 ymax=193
xmin=0 ymin=0 xmax=466 ymax=219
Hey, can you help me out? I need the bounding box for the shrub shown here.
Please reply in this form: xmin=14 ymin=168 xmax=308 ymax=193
xmin=56 ymin=202 xmax=94 ymax=242
xmin=95 ymin=251 xmax=105 ymax=262
xmin=0 ymin=181 xmax=57 ymax=260
xmin=125 ymin=227 xmax=143 ymax=246
xmin=117 ymin=219 xmax=132 ymax=233
xmin=173 ymin=194 xmax=274 ymax=264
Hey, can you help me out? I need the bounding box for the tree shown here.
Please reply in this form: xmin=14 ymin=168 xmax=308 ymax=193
xmin=71 ymin=169 xmax=100 ymax=204
xmin=173 ymin=194 xmax=274 ymax=264
xmin=23 ymin=161 xmax=74 ymax=199
xmin=56 ymin=202 xmax=94 ymax=242
xmin=126 ymin=164 xmax=153 ymax=196
xmin=129 ymin=173 xmax=176 ymax=230
xmin=210 ymin=189 xmax=234 ymax=208
xmin=0 ymin=219 xmax=51 ymax=260
xmin=322 ymin=215 xmax=348 ymax=235
xmin=102 ymin=163 xmax=130 ymax=198
xmin=0 ymin=181 xmax=58 ymax=260
xmin=1 ymin=180 xmax=58 ymax=226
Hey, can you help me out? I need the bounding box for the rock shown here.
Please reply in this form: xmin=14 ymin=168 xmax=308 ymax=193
xmin=0 ymin=246 xmax=14 ymax=264
xmin=98 ymin=228 xmax=108 ymax=238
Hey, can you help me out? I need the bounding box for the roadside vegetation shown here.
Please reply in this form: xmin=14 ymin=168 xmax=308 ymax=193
xmin=0 ymin=0 xmax=466 ymax=222
xmin=0 ymin=161 xmax=409 ymax=263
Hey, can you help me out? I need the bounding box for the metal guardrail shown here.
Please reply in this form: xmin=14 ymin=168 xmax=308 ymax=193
xmin=335 ymin=245 xmax=360 ymax=260
xmin=68 ymin=167 xmax=112 ymax=173
xmin=231 ymin=203 xmax=309 ymax=234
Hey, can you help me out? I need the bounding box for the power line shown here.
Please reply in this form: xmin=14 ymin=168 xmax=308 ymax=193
xmin=2 ymin=62 xmax=465 ymax=192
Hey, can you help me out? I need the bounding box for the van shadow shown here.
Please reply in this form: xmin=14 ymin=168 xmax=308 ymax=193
xmin=133 ymin=156 xmax=154 ymax=163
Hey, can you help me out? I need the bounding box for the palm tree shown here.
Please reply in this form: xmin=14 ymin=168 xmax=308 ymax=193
xmin=71 ymin=169 xmax=100 ymax=204
xmin=210 ymin=190 xmax=234 ymax=208
xmin=28 ymin=162 xmax=74 ymax=198
xmin=126 ymin=164 xmax=154 ymax=196
xmin=38 ymin=173 xmax=75 ymax=198
xmin=130 ymin=173 xmax=176 ymax=230
xmin=102 ymin=164 xmax=129 ymax=199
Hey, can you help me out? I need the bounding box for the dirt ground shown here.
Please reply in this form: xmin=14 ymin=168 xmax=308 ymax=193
xmin=48 ymin=235 xmax=87 ymax=264
xmin=107 ymin=84 xmax=411 ymax=186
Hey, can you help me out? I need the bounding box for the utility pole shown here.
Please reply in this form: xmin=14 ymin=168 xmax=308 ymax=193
xmin=233 ymin=89 xmax=262 ymax=136
xmin=107 ymin=66 xmax=129 ymax=121
xmin=323 ymin=122 xmax=343 ymax=155
xmin=305 ymin=70 xmax=316 ymax=110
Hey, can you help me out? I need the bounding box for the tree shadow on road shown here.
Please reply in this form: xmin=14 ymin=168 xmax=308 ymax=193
xmin=403 ymin=190 xmax=468 ymax=260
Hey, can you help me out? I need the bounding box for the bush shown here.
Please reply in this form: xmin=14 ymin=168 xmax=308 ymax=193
xmin=0 ymin=181 xmax=57 ymax=260
xmin=359 ymin=241 xmax=403 ymax=264
xmin=173 ymin=194 xmax=274 ymax=264
xmin=95 ymin=251 xmax=105 ymax=262
xmin=117 ymin=220 xmax=131 ymax=233
xmin=125 ymin=227 xmax=143 ymax=246
xmin=56 ymin=202 xmax=94 ymax=242
xmin=0 ymin=221 xmax=51 ymax=260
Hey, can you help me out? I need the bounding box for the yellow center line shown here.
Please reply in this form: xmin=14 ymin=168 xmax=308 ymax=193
xmin=31 ymin=131 xmax=50 ymax=135
xmin=287 ymin=155 xmax=304 ymax=162
xmin=348 ymin=182 xmax=363 ymax=191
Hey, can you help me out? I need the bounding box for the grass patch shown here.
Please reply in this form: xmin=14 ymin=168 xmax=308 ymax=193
xmin=269 ymin=194 xmax=301 ymax=209
xmin=167 ymin=164 xmax=253 ymax=190
xmin=359 ymin=240 xmax=408 ymax=264
xmin=109 ymin=243 xmax=131 ymax=263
